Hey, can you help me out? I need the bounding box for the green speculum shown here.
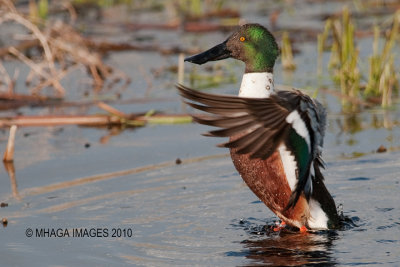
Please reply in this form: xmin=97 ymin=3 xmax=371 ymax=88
xmin=288 ymin=128 xmax=310 ymax=179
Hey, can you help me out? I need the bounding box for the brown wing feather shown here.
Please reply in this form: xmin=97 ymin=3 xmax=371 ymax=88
xmin=176 ymin=84 xmax=294 ymax=160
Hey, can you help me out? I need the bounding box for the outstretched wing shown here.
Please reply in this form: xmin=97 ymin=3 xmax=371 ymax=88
xmin=177 ymin=84 xmax=292 ymax=160
xmin=176 ymin=84 xmax=326 ymax=210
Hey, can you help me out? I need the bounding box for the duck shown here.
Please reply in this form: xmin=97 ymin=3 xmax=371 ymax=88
xmin=177 ymin=23 xmax=340 ymax=231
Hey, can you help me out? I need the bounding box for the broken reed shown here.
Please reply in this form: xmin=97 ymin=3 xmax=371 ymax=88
xmin=281 ymin=31 xmax=296 ymax=71
xmin=318 ymin=7 xmax=399 ymax=109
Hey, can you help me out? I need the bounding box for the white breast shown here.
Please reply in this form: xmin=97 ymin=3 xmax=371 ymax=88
xmin=238 ymin=72 xmax=274 ymax=98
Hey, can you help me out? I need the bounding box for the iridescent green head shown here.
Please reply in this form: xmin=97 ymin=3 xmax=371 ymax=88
xmin=185 ymin=24 xmax=280 ymax=73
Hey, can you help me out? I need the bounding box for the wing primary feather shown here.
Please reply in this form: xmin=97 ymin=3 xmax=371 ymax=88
xmin=251 ymin=126 xmax=290 ymax=159
xmin=221 ymin=126 xmax=266 ymax=149
xmin=193 ymin=114 xmax=254 ymax=128
xmin=207 ymin=120 xmax=259 ymax=137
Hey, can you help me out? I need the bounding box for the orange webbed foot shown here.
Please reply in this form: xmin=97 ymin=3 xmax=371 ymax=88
xmin=299 ymin=225 xmax=308 ymax=233
xmin=273 ymin=221 xmax=287 ymax=232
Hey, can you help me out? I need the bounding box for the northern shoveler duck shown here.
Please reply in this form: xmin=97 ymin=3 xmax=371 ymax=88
xmin=177 ymin=23 xmax=341 ymax=231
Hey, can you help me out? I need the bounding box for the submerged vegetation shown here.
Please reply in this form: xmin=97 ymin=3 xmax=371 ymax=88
xmin=318 ymin=7 xmax=399 ymax=110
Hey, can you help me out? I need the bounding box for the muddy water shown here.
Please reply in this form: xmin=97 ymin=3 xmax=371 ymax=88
xmin=1 ymin=0 xmax=400 ymax=266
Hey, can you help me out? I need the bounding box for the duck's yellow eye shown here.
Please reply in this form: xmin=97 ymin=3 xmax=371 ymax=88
xmin=240 ymin=36 xmax=245 ymax=42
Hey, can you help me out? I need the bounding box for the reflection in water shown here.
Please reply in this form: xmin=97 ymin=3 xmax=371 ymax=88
xmin=335 ymin=110 xmax=398 ymax=137
xmin=241 ymin=231 xmax=337 ymax=266
xmin=228 ymin=218 xmax=340 ymax=266
xmin=331 ymin=109 xmax=400 ymax=158
xmin=228 ymin=215 xmax=359 ymax=266
xmin=336 ymin=113 xmax=362 ymax=135
xmin=98 ymin=126 xmax=124 ymax=144
xmin=3 ymin=161 xmax=21 ymax=201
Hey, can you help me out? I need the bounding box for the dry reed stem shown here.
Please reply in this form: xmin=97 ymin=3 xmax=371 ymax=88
xmin=8 ymin=47 xmax=65 ymax=95
xmin=0 ymin=62 xmax=12 ymax=88
xmin=178 ymin=53 xmax=185 ymax=84
xmin=0 ymin=115 xmax=122 ymax=127
xmin=0 ymin=62 xmax=16 ymax=94
xmin=3 ymin=125 xmax=17 ymax=162
xmin=61 ymin=1 xmax=77 ymax=24
xmin=0 ymin=0 xmax=130 ymax=96
xmin=30 ymin=64 xmax=79 ymax=95
xmin=0 ymin=0 xmax=17 ymax=12
xmin=0 ymin=114 xmax=192 ymax=127
xmin=97 ymin=102 xmax=128 ymax=118
xmin=0 ymin=12 xmax=56 ymax=73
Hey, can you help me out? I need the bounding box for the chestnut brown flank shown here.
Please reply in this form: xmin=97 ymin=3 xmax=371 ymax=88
xmin=230 ymin=136 xmax=309 ymax=228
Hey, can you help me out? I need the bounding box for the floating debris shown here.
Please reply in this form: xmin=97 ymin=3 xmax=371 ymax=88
xmin=376 ymin=145 xmax=387 ymax=153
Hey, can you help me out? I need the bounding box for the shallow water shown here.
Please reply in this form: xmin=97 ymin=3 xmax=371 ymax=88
xmin=1 ymin=139 xmax=399 ymax=266
xmin=1 ymin=0 xmax=400 ymax=266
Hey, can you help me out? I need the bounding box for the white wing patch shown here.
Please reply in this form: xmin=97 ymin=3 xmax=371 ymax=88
xmin=285 ymin=110 xmax=314 ymax=197
xmin=285 ymin=110 xmax=310 ymax=152
xmin=278 ymin=144 xmax=297 ymax=191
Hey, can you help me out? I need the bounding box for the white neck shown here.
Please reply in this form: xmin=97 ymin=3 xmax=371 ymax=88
xmin=238 ymin=72 xmax=274 ymax=98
